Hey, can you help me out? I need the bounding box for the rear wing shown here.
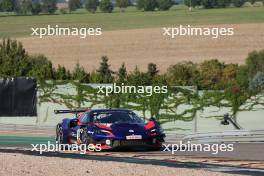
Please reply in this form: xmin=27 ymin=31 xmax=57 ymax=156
xmin=54 ymin=109 xmax=88 ymax=114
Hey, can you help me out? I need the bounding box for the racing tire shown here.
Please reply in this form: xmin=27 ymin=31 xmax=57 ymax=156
xmin=56 ymin=124 xmax=68 ymax=145
xmin=79 ymin=127 xmax=92 ymax=145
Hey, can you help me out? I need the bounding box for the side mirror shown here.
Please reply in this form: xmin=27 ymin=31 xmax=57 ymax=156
xmin=149 ymin=117 xmax=156 ymax=121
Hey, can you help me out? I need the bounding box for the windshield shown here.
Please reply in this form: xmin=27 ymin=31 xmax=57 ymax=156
xmin=92 ymin=111 xmax=144 ymax=124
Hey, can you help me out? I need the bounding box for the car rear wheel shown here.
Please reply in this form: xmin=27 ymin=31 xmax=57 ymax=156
xmin=56 ymin=125 xmax=66 ymax=144
xmin=80 ymin=127 xmax=92 ymax=145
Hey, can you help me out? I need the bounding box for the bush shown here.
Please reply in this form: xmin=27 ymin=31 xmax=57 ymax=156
xmin=242 ymin=1 xmax=253 ymax=7
xmin=68 ymin=0 xmax=81 ymax=12
xmin=85 ymin=0 xmax=99 ymax=13
xmin=31 ymin=2 xmax=42 ymax=15
xmin=246 ymin=50 xmax=264 ymax=78
xmin=0 ymin=0 xmax=14 ymax=12
xmin=231 ymin=0 xmax=245 ymax=7
xmin=199 ymin=59 xmax=225 ymax=89
xmin=253 ymin=1 xmax=263 ymax=6
xmin=15 ymin=0 xmax=32 ymax=15
xmin=217 ymin=0 xmax=231 ymax=8
xmin=166 ymin=62 xmax=198 ymax=86
xmin=0 ymin=39 xmax=56 ymax=80
xmin=249 ymin=0 xmax=257 ymax=3
xmin=157 ymin=0 xmax=173 ymax=10
xmin=28 ymin=55 xmax=55 ymax=80
xmin=136 ymin=0 xmax=145 ymax=10
xmin=42 ymin=0 xmax=57 ymax=14
xmin=99 ymin=0 xmax=113 ymax=13
xmin=137 ymin=0 xmax=157 ymax=11
xmin=72 ymin=63 xmax=90 ymax=83
xmin=184 ymin=0 xmax=201 ymax=7
xmin=201 ymin=0 xmax=217 ymax=8
xmin=60 ymin=7 xmax=69 ymax=14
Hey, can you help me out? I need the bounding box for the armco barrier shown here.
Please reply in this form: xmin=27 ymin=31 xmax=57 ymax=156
xmin=1 ymin=123 xmax=264 ymax=144
xmin=182 ymin=130 xmax=264 ymax=144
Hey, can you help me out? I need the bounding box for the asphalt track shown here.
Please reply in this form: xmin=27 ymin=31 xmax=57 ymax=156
xmin=1 ymin=135 xmax=264 ymax=176
xmin=1 ymin=136 xmax=264 ymax=160
xmin=1 ymin=148 xmax=264 ymax=176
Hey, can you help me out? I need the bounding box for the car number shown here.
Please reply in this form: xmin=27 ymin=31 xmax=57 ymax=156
xmin=126 ymin=135 xmax=142 ymax=140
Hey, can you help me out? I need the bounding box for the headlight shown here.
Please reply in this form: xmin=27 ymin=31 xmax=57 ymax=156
xmin=150 ymin=129 xmax=157 ymax=133
xmin=95 ymin=129 xmax=113 ymax=136
xmin=148 ymin=126 xmax=164 ymax=134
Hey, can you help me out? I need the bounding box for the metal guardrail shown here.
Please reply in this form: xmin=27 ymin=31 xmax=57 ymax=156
xmin=1 ymin=123 xmax=264 ymax=144
xmin=182 ymin=130 xmax=264 ymax=143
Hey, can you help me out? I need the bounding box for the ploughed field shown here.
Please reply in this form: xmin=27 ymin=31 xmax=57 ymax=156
xmin=17 ymin=23 xmax=264 ymax=72
xmin=1 ymin=6 xmax=264 ymax=71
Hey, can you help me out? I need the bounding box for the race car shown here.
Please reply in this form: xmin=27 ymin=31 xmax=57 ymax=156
xmin=55 ymin=108 xmax=165 ymax=150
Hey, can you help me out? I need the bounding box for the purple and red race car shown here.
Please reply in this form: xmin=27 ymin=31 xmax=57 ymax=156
xmin=55 ymin=108 xmax=165 ymax=150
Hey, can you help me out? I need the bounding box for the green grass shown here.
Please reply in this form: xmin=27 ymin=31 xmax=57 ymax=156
xmin=0 ymin=5 xmax=264 ymax=38
xmin=0 ymin=136 xmax=54 ymax=145
xmin=0 ymin=136 xmax=53 ymax=140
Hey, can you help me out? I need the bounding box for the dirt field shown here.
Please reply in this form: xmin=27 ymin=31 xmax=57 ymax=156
xmin=17 ymin=23 xmax=264 ymax=72
xmin=0 ymin=152 xmax=234 ymax=176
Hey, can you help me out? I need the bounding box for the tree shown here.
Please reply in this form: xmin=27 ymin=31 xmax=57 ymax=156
xmin=27 ymin=55 xmax=55 ymax=80
xmin=99 ymin=0 xmax=113 ymax=13
xmin=56 ymin=65 xmax=68 ymax=80
xmin=166 ymin=62 xmax=198 ymax=86
xmin=216 ymin=0 xmax=231 ymax=8
xmin=97 ymin=56 xmax=113 ymax=83
xmin=199 ymin=59 xmax=224 ymax=89
xmin=68 ymin=0 xmax=81 ymax=12
xmin=117 ymin=63 xmax=127 ymax=82
xmin=71 ymin=62 xmax=90 ymax=83
xmin=0 ymin=39 xmax=59 ymax=80
xmin=157 ymin=0 xmax=173 ymax=10
xmin=0 ymin=39 xmax=30 ymax=77
xmin=201 ymin=0 xmax=217 ymax=8
xmin=235 ymin=65 xmax=249 ymax=89
xmin=14 ymin=0 xmax=32 ymax=15
xmin=231 ymin=0 xmax=245 ymax=7
xmin=200 ymin=0 xmax=233 ymax=8
xmin=89 ymin=71 xmax=102 ymax=83
xmin=127 ymin=66 xmax=150 ymax=85
xmin=136 ymin=0 xmax=145 ymax=10
xmin=85 ymin=0 xmax=98 ymax=13
xmin=147 ymin=63 xmax=159 ymax=78
xmin=42 ymin=0 xmax=57 ymax=14
xmin=246 ymin=50 xmax=264 ymax=79
xmin=221 ymin=64 xmax=239 ymax=86
xmin=31 ymin=2 xmax=42 ymax=15
xmin=0 ymin=0 xmax=14 ymax=12
xmin=116 ymin=0 xmax=129 ymax=12
xmin=185 ymin=0 xmax=203 ymax=10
